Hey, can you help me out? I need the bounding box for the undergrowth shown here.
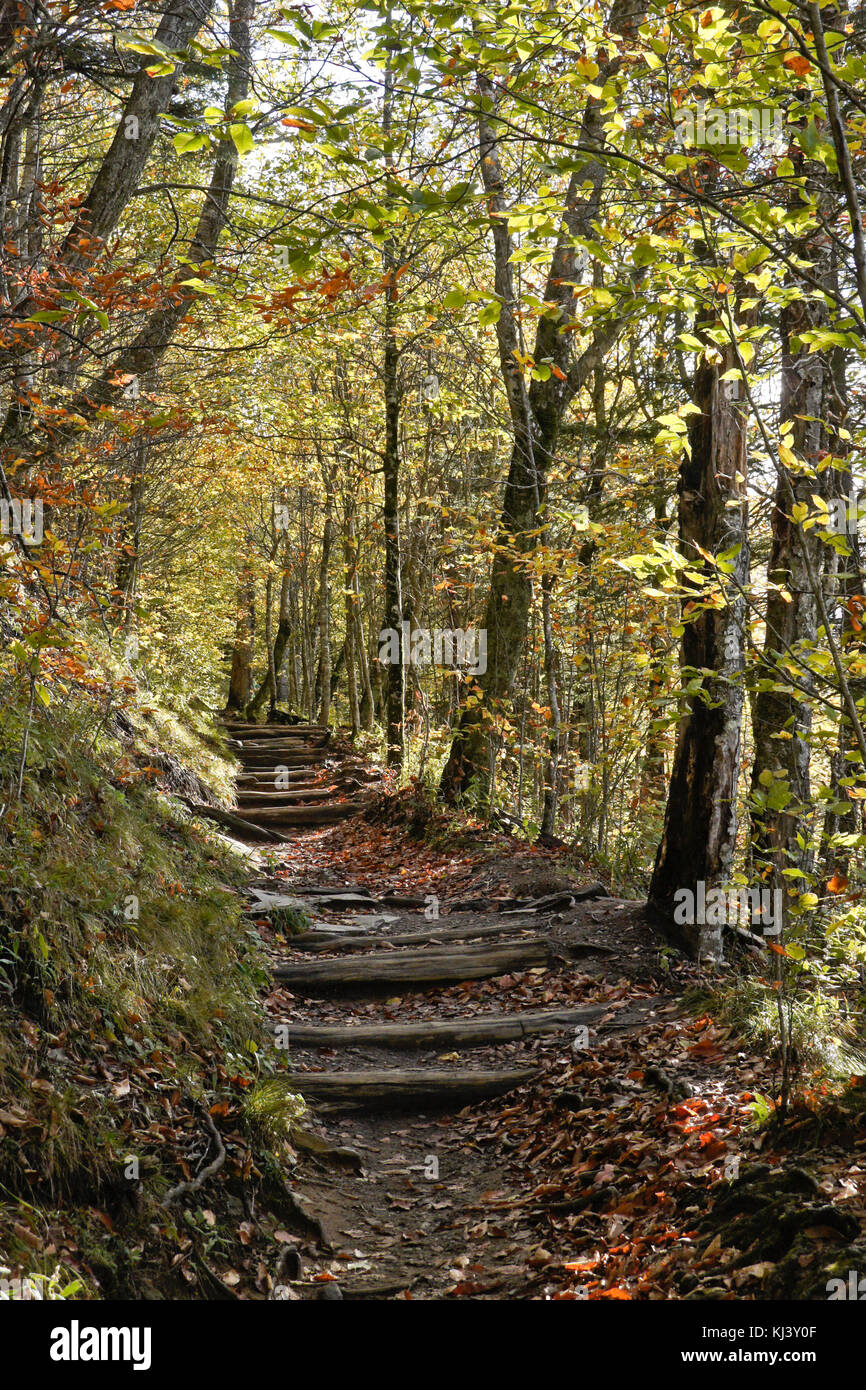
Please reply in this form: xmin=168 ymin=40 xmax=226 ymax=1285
xmin=0 ymin=646 xmax=301 ymax=1296
xmin=686 ymin=973 xmax=866 ymax=1091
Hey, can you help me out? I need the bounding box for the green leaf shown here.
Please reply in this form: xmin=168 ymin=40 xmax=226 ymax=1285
xmin=229 ymin=123 xmax=254 ymax=155
xmin=179 ymin=278 xmax=217 ymax=295
xmin=174 ymin=131 xmax=207 ymax=155
xmin=633 ymin=237 xmax=659 ymax=267
xmin=264 ymin=28 xmax=300 ymax=47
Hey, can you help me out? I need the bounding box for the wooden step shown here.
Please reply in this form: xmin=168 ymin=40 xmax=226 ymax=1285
xmin=235 ymin=771 xmax=336 ymax=786
xmin=278 ymin=1067 xmax=536 ymax=1109
xmin=236 ymin=783 xmax=352 ymax=798
xmin=237 ymin=741 xmax=329 ymax=754
xmin=237 ymin=788 xmax=339 ymax=807
xmin=238 ymin=751 xmax=328 ymax=765
xmin=229 ymin=731 xmax=330 ymax=744
xmin=224 ymin=724 xmax=331 ymax=739
xmin=229 ymin=743 xmax=330 ymax=758
xmin=239 ymin=767 xmax=330 ymax=778
xmin=230 ymin=737 xmax=330 ymax=747
xmin=273 ymin=939 xmax=556 ymax=990
xmin=240 ymin=799 xmax=368 ymax=828
xmin=282 ymin=1005 xmax=607 ymax=1050
xmin=292 ymin=921 xmax=540 ymax=953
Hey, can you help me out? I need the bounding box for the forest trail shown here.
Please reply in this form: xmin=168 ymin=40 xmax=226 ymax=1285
xmin=259 ymin=875 xmax=666 ymax=1299
xmin=211 ymin=725 xmax=866 ymax=1300
xmin=212 ymin=727 xmax=668 ymax=1295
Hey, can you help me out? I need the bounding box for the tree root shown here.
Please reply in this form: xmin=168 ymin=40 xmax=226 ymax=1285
xmin=163 ymin=1111 xmax=226 ymax=1207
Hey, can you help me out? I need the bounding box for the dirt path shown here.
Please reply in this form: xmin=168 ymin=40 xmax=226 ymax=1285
xmin=225 ymin=724 xmax=679 ymax=1297
xmin=227 ymin=725 xmax=866 ymax=1302
xmin=260 ymin=893 xmax=676 ymax=1300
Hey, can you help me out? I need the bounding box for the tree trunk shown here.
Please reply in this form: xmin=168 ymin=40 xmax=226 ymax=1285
xmin=540 ymin=572 xmax=562 ymax=839
xmin=247 ymin=547 xmax=291 ymax=717
xmin=61 ymin=0 xmax=255 ymax=428
xmin=648 ymin=333 xmax=750 ymax=940
xmin=315 ymin=450 xmax=334 ymax=725
xmin=0 ymin=0 xmax=216 ymax=369
xmin=114 ymin=427 xmax=146 ymax=633
xmin=381 ymin=55 xmax=404 ymax=767
xmin=440 ymin=0 xmax=645 ymax=803
xmin=821 ymin=347 xmax=864 ymax=878
xmin=750 ymin=182 xmax=836 ymax=887
xmin=342 ymin=498 xmax=361 ymax=735
xmin=226 ymin=562 xmax=255 ymax=714
xmin=640 ymin=462 xmax=673 ymax=798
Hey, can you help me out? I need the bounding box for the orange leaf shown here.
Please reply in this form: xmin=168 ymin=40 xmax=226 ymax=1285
xmin=783 ymin=54 xmax=813 ymax=77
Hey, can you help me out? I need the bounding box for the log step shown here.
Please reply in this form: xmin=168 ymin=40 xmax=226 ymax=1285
xmin=218 ymin=721 xmax=375 ymax=839
xmin=237 ymin=786 xmax=364 ymax=801
xmin=227 ymin=728 xmax=330 ymax=739
xmin=273 ymin=939 xmax=555 ymax=990
xmin=229 ymin=733 xmax=330 ymax=745
xmin=239 ymin=800 xmax=368 ymax=828
xmin=233 ymin=743 xmax=330 ymax=753
xmin=237 ymin=788 xmax=339 ymax=807
xmin=238 ymin=753 xmax=329 ymax=768
xmin=235 ymin=772 xmax=341 ymax=787
xmin=282 ymin=1005 xmax=607 ymax=1050
xmin=279 ymin=1067 xmax=536 ymax=1109
xmin=236 ymin=751 xmax=327 ymax=761
xmin=223 ymin=723 xmax=330 ymax=735
xmin=223 ymin=726 xmax=329 ymax=738
xmin=292 ymin=921 xmax=540 ymax=953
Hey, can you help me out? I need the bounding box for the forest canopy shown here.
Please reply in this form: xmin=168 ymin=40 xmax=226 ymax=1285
xmin=4 ymin=0 xmax=866 ymax=899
